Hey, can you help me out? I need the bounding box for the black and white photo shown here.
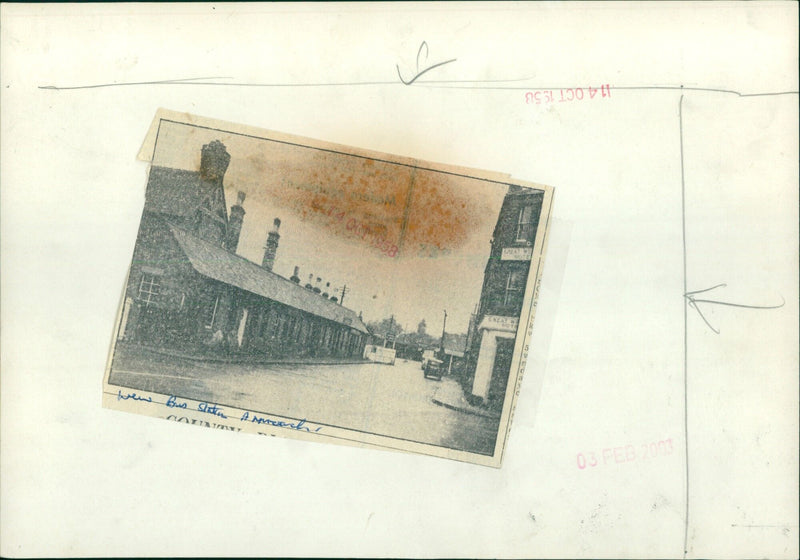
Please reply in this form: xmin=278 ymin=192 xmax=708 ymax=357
xmin=104 ymin=110 xmax=553 ymax=467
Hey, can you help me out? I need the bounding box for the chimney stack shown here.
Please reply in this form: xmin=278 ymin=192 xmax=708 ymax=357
xmin=199 ymin=140 xmax=231 ymax=182
xmin=290 ymin=266 xmax=301 ymax=283
xmin=225 ymin=191 xmax=246 ymax=253
xmin=261 ymin=217 xmax=281 ymax=271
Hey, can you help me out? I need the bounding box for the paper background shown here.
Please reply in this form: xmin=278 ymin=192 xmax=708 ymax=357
xmin=1 ymin=2 xmax=797 ymax=558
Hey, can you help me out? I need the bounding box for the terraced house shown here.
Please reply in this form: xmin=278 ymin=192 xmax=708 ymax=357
xmin=116 ymin=140 xmax=369 ymax=359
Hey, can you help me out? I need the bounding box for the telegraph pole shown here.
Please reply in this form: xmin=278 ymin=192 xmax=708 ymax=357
xmin=339 ymin=284 xmax=349 ymax=305
xmin=440 ymin=309 xmax=447 ymax=355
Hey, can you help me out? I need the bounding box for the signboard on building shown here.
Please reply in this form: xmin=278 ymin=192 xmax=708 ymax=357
xmin=479 ymin=315 xmax=519 ymax=333
xmin=501 ymin=246 xmax=534 ymax=261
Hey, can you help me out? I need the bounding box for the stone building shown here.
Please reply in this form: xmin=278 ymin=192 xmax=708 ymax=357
xmin=116 ymin=140 xmax=369 ymax=359
xmin=463 ymin=185 xmax=545 ymax=408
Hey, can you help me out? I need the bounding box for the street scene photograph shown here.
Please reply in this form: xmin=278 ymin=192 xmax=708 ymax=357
xmin=106 ymin=116 xmax=550 ymax=460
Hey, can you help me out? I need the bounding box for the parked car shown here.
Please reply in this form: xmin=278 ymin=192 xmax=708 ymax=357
xmin=421 ymin=349 xmax=436 ymax=370
xmin=423 ymin=358 xmax=444 ymax=380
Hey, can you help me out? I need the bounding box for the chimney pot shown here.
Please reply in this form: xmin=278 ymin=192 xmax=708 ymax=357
xmin=261 ymin=216 xmax=281 ymax=271
xmin=225 ymin=190 xmax=246 ymax=253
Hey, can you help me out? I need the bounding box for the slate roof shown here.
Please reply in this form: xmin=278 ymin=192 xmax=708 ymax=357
xmin=442 ymin=333 xmax=468 ymax=357
xmin=145 ymin=167 xmax=206 ymax=218
xmin=169 ymin=224 xmax=369 ymax=334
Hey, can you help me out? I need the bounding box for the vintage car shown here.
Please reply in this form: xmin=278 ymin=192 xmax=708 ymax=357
xmin=420 ymin=349 xmax=436 ymax=370
xmin=423 ymin=357 xmax=444 ymax=380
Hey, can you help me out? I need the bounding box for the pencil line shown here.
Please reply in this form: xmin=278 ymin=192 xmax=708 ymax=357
xmin=679 ymin=92 xmax=690 ymax=559
xmin=36 ymin=77 xmax=800 ymax=97
xmin=689 ymin=297 xmax=785 ymax=310
xmin=38 ymin=78 xmax=399 ymax=90
xmin=423 ymin=84 xmax=799 ymax=97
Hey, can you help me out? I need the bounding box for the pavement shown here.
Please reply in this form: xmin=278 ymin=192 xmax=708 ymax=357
xmin=117 ymin=342 xmax=369 ymax=367
xmin=119 ymin=343 xmax=502 ymax=421
xmin=432 ymin=376 xmax=502 ymax=420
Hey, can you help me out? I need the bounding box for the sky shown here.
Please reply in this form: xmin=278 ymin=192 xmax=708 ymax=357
xmin=151 ymin=120 xmax=511 ymax=336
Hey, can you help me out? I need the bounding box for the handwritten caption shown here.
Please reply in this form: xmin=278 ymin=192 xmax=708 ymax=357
xmin=576 ymin=437 xmax=674 ymax=469
xmin=117 ymin=389 xmax=151 ymax=402
xmin=526 ymin=85 xmax=611 ymax=105
xmin=117 ymin=390 xmax=323 ymax=434
xmin=311 ymin=200 xmax=399 ymax=257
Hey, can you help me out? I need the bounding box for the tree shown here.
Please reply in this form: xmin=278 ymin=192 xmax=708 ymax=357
xmin=397 ymin=318 xmax=437 ymax=349
xmin=366 ymin=316 xmax=404 ymax=338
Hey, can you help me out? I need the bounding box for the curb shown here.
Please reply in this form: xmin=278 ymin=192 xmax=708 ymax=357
xmin=119 ymin=344 xmax=371 ymax=368
xmin=431 ymin=395 xmax=502 ymax=420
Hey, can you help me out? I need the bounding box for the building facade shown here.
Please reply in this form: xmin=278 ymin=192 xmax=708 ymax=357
xmin=463 ymin=185 xmax=545 ymax=408
xmin=117 ymin=140 xmax=369 ymax=360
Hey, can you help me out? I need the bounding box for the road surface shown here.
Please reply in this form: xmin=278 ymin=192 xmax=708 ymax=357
xmin=109 ymin=347 xmax=500 ymax=455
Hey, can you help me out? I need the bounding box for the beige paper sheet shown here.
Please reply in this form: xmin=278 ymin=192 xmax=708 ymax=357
xmin=1 ymin=2 xmax=797 ymax=558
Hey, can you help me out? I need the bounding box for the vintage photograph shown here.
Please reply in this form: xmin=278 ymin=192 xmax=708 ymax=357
xmin=104 ymin=112 xmax=553 ymax=466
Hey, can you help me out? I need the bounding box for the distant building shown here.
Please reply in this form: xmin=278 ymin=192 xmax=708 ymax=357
xmin=117 ymin=140 xmax=369 ymax=359
xmin=464 ymin=185 xmax=544 ymax=408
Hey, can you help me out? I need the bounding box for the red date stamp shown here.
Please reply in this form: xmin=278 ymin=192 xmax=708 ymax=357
xmin=576 ymin=437 xmax=674 ymax=469
xmin=526 ymin=84 xmax=611 ymax=105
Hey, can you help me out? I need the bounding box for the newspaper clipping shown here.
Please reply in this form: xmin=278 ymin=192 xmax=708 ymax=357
xmin=103 ymin=110 xmax=554 ymax=467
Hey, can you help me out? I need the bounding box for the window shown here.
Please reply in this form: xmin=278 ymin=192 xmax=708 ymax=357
xmin=204 ymin=295 xmax=220 ymax=329
xmin=515 ymin=205 xmax=534 ymax=242
xmin=138 ymin=273 xmax=161 ymax=306
xmin=302 ymin=319 xmax=310 ymax=344
xmin=503 ymin=270 xmax=526 ymax=307
xmin=261 ymin=308 xmax=275 ymax=338
xmin=287 ymin=316 xmax=298 ymax=341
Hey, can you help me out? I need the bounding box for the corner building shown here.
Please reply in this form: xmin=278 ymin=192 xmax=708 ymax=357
xmin=464 ymin=185 xmax=544 ymax=408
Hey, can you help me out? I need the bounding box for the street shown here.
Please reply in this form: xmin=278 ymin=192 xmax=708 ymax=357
xmin=109 ymin=347 xmax=500 ymax=455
